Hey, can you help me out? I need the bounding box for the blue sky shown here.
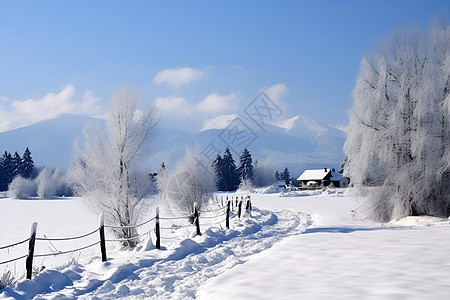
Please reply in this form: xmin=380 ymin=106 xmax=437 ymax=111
xmin=0 ymin=0 xmax=448 ymax=132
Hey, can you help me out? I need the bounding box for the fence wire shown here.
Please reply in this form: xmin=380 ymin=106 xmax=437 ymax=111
xmin=0 ymin=238 xmax=30 ymax=250
xmin=200 ymin=211 xmax=228 ymax=219
xmin=0 ymin=254 xmax=28 ymax=265
xmin=159 ymin=214 xmax=194 ymax=221
xmin=105 ymin=229 xmax=152 ymax=242
xmin=34 ymin=241 xmax=100 ymax=258
xmin=199 ymin=205 xmax=227 ymax=213
xmin=104 ymin=216 xmax=156 ymax=230
xmin=36 ymin=228 xmax=99 ymax=242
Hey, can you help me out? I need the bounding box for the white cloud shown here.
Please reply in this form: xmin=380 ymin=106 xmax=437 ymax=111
xmin=197 ymin=92 xmax=240 ymax=114
xmin=153 ymin=67 xmax=204 ymax=88
xmin=155 ymin=96 xmax=194 ymax=117
xmin=0 ymin=84 xmax=104 ymax=132
xmin=263 ymin=83 xmax=288 ymax=108
xmin=77 ymin=90 xmax=103 ymax=116
xmin=12 ymin=84 xmax=76 ymax=117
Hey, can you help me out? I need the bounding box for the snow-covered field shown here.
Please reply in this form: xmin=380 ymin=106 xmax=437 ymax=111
xmin=1 ymin=189 xmax=450 ymax=299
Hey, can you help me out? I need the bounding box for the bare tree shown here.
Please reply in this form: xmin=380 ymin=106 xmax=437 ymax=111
xmin=344 ymin=20 xmax=450 ymax=221
xmin=70 ymin=86 xmax=158 ymax=247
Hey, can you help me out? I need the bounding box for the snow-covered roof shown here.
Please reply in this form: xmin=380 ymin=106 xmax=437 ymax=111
xmin=298 ymin=169 xmax=331 ymax=181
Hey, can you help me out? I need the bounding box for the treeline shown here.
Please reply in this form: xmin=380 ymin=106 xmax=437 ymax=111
xmin=1 ymin=147 xmax=73 ymax=198
xmin=0 ymin=148 xmax=35 ymax=191
xmin=212 ymin=148 xmax=272 ymax=191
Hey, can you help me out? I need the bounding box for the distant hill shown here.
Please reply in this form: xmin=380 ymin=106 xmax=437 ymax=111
xmin=0 ymin=113 xmax=346 ymax=176
xmin=151 ymin=114 xmax=346 ymax=177
xmin=0 ymin=114 xmax=100 ymax=169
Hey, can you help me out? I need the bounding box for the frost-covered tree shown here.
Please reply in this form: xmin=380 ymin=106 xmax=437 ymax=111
xmin=160 ymin=146 xmax=216 ymax=215
xmin=36 ymin=168 xmax=57 ymax=198
xmin=344 ymin=20 xmax=450 ymax=221
xmin=252 ymin=160 xmax=275 ymax=187
xmin=237 ymin=148 xmax=254 ymax=184
xmin=7 ymin=176 xmax=37 ymax=198
xmin=70 ymin=86 xmax=158 ymax=247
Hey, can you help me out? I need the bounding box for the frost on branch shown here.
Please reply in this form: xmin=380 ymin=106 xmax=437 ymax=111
xmin=159 ymin=145 xmax=216 ymax=215
xmin=69 ymin=86 xmax=158 ymax=247
xmin=344 ymin=20 xmax=450 ymax=221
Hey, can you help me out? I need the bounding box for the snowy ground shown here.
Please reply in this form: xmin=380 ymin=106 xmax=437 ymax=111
xmin=1 ymin=189 xmax=449 ymax=299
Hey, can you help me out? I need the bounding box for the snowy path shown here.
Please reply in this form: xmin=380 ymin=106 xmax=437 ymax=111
xmin=1 ymin=207 xmax=311 ymax=299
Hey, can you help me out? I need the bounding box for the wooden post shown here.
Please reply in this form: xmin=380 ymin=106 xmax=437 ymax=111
xmin=226 ymin=200 xmax=230 ymax=229
xmin=155 ymin=207 xmax=161 ymax=249
xmin=245 ymin=197 xmax=251 ymax=214
xmin=26 ymin=222 xmax=37 ymax=279
xmin=194 ymin=202 xmax=201 ymax=236
xmin=238 ymin=200 xmax=242 ymax=218
xmin=99 ymin=213 xmax=107 ymax=262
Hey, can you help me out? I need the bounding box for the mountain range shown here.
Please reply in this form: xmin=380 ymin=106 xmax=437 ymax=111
xmin=0 ymin=113 xmax=345 ymax=177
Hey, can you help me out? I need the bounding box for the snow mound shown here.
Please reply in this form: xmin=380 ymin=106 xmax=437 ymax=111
xmin=390 ymin=216 xmax=450 ymax=227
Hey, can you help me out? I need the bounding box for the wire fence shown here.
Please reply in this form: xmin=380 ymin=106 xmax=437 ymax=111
xmin=0 ymin=195 xmax=252 ymax=281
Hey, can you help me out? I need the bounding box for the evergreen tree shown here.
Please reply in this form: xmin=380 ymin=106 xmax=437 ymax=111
xmin=11 ymin=151 xmax=22 ymax=178
xmin=291 ymin=177 xmax=300 ymax=187
xmin=275 ymin=171 xmax=280 ymax=180
xmin=237 ymin=148 xmax=253 ymax=183
xmin=0 ymin=152 xmax=13 ymax=191
xmin=21 ymin=147 xmax=34 ymax=179
xmin=222 ymin=148 xmax=239 ymax=191
xmin=212 ymin=155 xmax=226 ymax=191
xmin=0 ymin=153 xmax=5 ymax=191
xmin=281 ymin=167 xmax=290 ymax=186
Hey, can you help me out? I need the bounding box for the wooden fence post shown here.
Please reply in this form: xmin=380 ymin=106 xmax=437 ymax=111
xmin=194 ymin=202 xmax=201 ymax=236
xmin=155 ymin=207 xmax=161 ymax=249
xmin=99 ymin=213 xmax=107 ymax=262
xmin=226 ymin=200 xmax=230 ymax=229
xmin=238 ymin=200 xmax=242 ymax=218
xmin=26 ymin=222 xmax=37 ymax=280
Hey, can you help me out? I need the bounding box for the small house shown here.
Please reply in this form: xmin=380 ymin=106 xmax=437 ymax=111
xmin=298 ymin=168 xmax=349 ymax=188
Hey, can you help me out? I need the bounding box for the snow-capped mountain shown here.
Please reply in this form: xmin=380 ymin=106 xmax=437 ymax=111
xmin=0 ymin=113 xmax=345 ymax=175
xmin=152 ymin=114 xmax=345 ymax=175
